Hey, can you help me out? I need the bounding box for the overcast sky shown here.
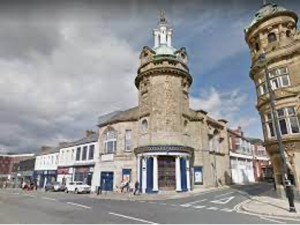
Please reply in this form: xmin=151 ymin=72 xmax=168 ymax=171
xmin=0 ymin=0 xmax=299 ymax=153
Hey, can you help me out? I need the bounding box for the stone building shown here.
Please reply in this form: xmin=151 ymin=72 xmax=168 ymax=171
xmin=244 ymin=2 xmax=300 ymax=193
xmin=96 ymin=14 xmax=231 ymax=193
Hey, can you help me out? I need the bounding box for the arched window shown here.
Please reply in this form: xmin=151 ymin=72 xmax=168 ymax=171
xmin=184 ymin=120 xmax=189 ymax=133
xmin=254 ymin=37 xmax=260 ymax=52
xmin=104 ymin=129 xmax=117 ymax=154
xmin=268 ymin=33 xmax=277 ymax=43
xmin=141 ymin=119 xmax=148 ymax=132
xmin=286 ymin=30 xmax=292 ymax=38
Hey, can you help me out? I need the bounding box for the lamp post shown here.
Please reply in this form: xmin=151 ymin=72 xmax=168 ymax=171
xmin=258 ymin=50 xmax=296 ymax=213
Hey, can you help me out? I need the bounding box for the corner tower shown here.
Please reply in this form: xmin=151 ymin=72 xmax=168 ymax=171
xmin=134 ymin=12 xmax=194 ymax=193
xmin=245 ymin=2 xmax=300 ymax=195
xmin=135 ymin=12 xmax=193 ymax=146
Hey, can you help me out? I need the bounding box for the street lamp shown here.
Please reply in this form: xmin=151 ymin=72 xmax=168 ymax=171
xmin=258 ymin=50 xmax=296 ymax=213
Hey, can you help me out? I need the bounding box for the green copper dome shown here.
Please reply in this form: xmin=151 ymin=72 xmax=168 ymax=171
xmin=247 ymin=3 xmax=287 ymax=29
xmin=153 ymin=44 xmax=177 ymax=56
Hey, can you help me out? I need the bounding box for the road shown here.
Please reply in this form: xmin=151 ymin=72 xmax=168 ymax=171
xmin=0 ymin=183 xmax=297 ymax=224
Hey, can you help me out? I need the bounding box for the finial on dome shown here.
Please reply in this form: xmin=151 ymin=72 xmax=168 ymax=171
xmin=160 ymin=9 xmax=166 ymax=23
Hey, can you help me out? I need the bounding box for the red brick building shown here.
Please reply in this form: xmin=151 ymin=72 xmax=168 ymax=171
xmin=0 ymin=153 xmax=35 ymax=187
xmin=248 ymin=138 xmax=271 ymax=181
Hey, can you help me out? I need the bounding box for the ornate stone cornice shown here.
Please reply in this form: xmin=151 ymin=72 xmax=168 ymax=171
xmin=256 ymin=88 xmax=299 ymax=109
xmin=134 ymin=145 xmax=194 ymax=155
xmin=135 ymin=67 xmax=193 ymax=88
xmin=250 ymin=41 xmax=300 ymax=79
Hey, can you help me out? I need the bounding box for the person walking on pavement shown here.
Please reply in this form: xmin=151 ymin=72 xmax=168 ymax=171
xmin=133 ymin=181 xmax=139 ymax=195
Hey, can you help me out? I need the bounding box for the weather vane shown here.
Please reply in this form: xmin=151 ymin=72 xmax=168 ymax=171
xmin=160 ymin=9 xmax=166 ymax=23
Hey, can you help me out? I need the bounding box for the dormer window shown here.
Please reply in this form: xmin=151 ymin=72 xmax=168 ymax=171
xmin=268 ymin=33 xmax=277 ymax=43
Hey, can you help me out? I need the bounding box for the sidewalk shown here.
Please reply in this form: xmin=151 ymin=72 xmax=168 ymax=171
xmin=89 ymin=185 xmax=229 ymax=201
xmin=239 ymin=190 xmax=300 ymax=220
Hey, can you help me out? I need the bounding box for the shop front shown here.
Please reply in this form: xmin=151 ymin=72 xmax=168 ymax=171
xmin=135 ymin=146 xmax=193 ymax=193
xmin=74 ymin=165 xmax=94 ymax=186
xmin=57 ymin=167 xmax=74 ymax=185
xmin=33 ymin=170 xmax=57 ymax=188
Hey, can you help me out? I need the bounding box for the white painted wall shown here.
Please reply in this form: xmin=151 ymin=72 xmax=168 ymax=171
xmin=34 ymin=153 xmax=59 ymax=171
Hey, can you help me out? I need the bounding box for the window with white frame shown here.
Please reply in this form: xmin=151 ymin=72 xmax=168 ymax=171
xmin=82 ymin=146 xmax=88 ymax=161
xmin=104 ymin=129 xmax=117 ymax=154
xmin=76 ymin=147 xmax=81 ymax=161
xmin=256 ymin=67 xmax=291 ymax=97
xmin=264 ymin=106 xmax=300 ymax=138
xmin=125 ymin=129 xmax=132 ymax=151
xmin=88 ymin=145 xmax=94 ymax=160
xmin=71 ymin=149 xmax=74 ymax=161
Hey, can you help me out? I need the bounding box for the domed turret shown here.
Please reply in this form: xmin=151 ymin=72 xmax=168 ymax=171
xmin=245 ymin=2 xmax=298 ymax=63
xmin=244 ymin=2 xmax=300 ymax=195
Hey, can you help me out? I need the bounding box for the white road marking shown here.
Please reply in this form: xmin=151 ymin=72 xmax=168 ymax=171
xmin=211 ymin=196 xmax=235 ymax=205
xmin=109 ymin=212 xmax=157 ymax=224
xmin=42 ymin=197 xmax=57 ymax=201
xmin=193 ymin=205 xmax=206 ymax=209
xmin=215 ymin=191 xmax=235 ymax=198
xmin=181 ymin=198 xmax=207 ymax=207
xmin=66 ymin=202 xmax=91 ymax=209
xmin=207 ymin=206 xmax=219 ymax=210
xmin=259 ymin=216 xmax=286 ymax=224
xmin=220 ymin=208 xmax=234 ymax=212
xmin=23 ymin=194 xmax=36 ymax=198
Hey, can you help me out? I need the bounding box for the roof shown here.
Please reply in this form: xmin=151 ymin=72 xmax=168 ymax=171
xmin=98 ymin=107 xmax=139 ymax=127
xmin=153 ymin=44 xmax=177 ymax=56
xmin=247 ymin=137 xmax=264 ymax=145
xmin=250 ymin=3 xmax=287 ymax=27
xmin=246 ymin=3 xmax=288 ymax=31
xmin=73 ymin=133 xmax=98 ymax=146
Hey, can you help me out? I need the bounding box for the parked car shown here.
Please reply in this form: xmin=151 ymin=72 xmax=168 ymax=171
xmin=45 ymin=182 xmax=66 ymax=192
xmin=65 ymin=181 xmax=91 ymax=194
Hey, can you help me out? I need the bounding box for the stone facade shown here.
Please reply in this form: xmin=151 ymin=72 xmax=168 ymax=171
xmin=96 ymin=14 xmax=231 ymax=193
xmin=245 ymin=3 xmax=300 ymax=194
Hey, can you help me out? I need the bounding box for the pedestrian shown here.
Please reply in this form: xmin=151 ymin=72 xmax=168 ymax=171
xmin=133 ymin=181 xmax=139 ymax=195
xmin=120 ymin=180 xmax=126 ymax=193
xmin=285 ymin=180 xmax=296 ymax=213
xmin=272 ymin=177 xmax=277 ymax=191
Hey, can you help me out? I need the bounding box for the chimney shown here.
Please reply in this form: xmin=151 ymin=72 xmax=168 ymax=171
xmin=40 ymin=146 xmax=52 ymax=154
xmin=85 ymin=130 xmax=95 ymax=138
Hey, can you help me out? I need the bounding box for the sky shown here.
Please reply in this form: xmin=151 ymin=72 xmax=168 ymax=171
xmin=0 ymin=0 xmax=299 ymax=153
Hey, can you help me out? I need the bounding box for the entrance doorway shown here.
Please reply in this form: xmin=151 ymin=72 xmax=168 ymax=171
xmin=158 ymin=156 xmax=176 ymax=190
